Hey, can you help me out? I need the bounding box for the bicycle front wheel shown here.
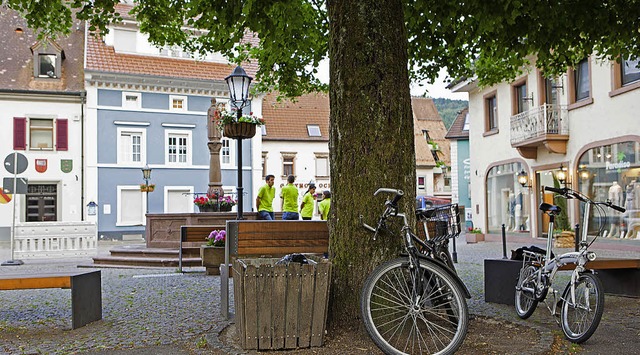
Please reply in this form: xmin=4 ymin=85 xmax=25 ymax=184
xmin=560 ymin=272 xmax=604 ymax=343
xmin=361 ymin=257 xmax=468 ymax=355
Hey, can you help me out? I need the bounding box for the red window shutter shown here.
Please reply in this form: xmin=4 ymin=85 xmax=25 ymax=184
xmin=56 ymin=119 xmax=68 ymax=151
xmin=13 ymin=117 xmax=27 ymax=150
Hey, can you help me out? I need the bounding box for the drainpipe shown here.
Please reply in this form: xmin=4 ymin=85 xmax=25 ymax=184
xmin=81 ymin=90 xmax=86 ymax=221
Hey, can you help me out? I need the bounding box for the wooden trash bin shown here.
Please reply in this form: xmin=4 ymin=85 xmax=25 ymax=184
xmin=233 ymin=257 xmax=332 ymax=350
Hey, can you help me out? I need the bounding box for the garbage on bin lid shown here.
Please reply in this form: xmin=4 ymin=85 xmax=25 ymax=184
xmin=276 ymin=253 xmax=309 ymax=265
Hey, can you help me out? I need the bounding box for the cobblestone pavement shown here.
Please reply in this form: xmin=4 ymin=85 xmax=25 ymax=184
xmin=0 ymin=237 xmax=639 ymax=354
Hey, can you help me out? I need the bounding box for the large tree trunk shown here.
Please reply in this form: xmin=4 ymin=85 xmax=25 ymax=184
xmin=327 ymin=0 xmax=416 ymax=328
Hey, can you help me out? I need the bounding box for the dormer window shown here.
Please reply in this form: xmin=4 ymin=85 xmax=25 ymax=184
xmin=31 ymin=40 xmax=64 ymax=80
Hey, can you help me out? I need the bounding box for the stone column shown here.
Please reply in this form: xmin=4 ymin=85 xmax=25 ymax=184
xmin=207 ymin=98 xmax=224 ymax=197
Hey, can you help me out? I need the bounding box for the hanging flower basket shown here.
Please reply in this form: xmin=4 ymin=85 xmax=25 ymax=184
xmin=140 ymin=184 xmax=155 ymax=192
xmin=224 ymin=122 xmax=257 ymax=139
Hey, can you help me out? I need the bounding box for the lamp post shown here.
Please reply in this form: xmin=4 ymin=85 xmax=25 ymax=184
xmin=225 ymin=66 xmax=253 ymax=220
xmin=141 ymin=164 xmax=152 ymax=214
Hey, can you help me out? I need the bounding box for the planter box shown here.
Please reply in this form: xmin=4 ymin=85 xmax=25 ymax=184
xmin=465 ymin=233 xmax=485 ymax=243
xmin=233 ymin=257 xmax=331 ymax=350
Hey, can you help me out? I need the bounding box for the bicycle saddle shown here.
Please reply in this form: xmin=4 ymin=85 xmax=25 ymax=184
xmin=539 ymin=202 xmax=561 ymax=214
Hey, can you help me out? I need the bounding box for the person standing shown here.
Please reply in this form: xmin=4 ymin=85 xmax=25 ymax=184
xmin=280 ymin=174 xmax=299 ymax=220
xmin=300 ymin=183 xmax=317 ymax=220
xmin=318 ymin=190 xmax=331 ymax=220
xmin=256 ymin=175 xmax=275 ymax=220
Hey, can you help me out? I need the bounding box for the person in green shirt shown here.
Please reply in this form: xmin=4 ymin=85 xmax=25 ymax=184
xmin=256 ymin=174 xmax=275 ymax=220
xmin=318 ymin=190 xmax=331 ymax=220
xmin=280 ymin=174 xmax=299 ymax=220
xmin=300 ymin=183 xmax=317 ymax=220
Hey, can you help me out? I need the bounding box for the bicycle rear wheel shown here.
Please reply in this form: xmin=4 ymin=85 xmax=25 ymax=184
xmin=515 ymin=265 xmax=539 ymax=319
xmin=361 ymin=257 xmax=468 ymax=355
xmin=560 ymin=272 xmax=604 ymax=343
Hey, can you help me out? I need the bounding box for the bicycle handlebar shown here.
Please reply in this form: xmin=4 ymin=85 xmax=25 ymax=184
xmin=543 ymin=185 xmax=625 ymax=212
xmin=374 ymin=188 xmax=404 ymax=204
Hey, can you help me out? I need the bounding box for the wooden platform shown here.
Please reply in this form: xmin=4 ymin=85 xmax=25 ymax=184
xmin=92 ymin=245 xmax=202 ymax=268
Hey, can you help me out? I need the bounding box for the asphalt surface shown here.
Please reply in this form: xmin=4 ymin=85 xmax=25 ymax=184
xmin=1 ymin=236 xmax=639 ymax=354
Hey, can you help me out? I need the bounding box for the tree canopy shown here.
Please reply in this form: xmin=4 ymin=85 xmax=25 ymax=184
xmin=6 ymin=0 xmax=640 ymax=96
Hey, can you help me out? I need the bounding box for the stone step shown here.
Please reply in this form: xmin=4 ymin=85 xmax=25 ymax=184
xmin=92 ymin=255 xmax=202 ymax=267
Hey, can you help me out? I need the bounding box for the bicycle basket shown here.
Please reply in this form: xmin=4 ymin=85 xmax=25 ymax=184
xmin=415 ymin=204 xmax=461 ymax=242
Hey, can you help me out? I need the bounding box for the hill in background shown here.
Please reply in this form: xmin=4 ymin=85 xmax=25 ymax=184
xmin=432 ymin=98 xmax=468 ymax=130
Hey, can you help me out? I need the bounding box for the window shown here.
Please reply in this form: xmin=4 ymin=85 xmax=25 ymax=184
xmin=170 ymin=95 xmax=187 ymax=112
xmin=542 ymin=77 xmax=561 ymax=105
xmin=568 ymin=58 xmax=592 ymax=106
xmin=307 ymin=125 xmax=321 ymax=137
xmin=484 ymin=93 xmax=498 ymax=132
xmin=418 ymin=176 xmax=426 ymax=190
xmin=282 ymin=153 xmax=296 ymax=176
xmin=26 ymin=184 xmax=57 ymax=222
xmin=117 ymin=186 xmax=144 ymax=226
xmin=30 ymin=118 xmax=53 ymax=149
xmin=38 ymin=54 xmax=57 ymax=78
xmin=165 ymin=187 xmax=194 ymax=213
xmin=122 ymin=92 xmax=141 ymax=109
xmin=315 ymin=154 xmax=329 ymax=177
xmin=113 ymin=29 xmax=137 ymax=53
xmin=118 ymin=128 xmax=146 ymax=164
xmin=513 ymin=81 xmax=528 ymax=114
xmin=167 ymin=132 xmax=190 ymax=164
xmin=621 ymin=57 xmax=640 ymax=85
xmin=221 ymin=139 xmax=231 ymax=164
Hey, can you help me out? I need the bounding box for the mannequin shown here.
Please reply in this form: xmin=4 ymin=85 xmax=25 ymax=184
xmin=608 ymin=182 xmax=623 ymax=237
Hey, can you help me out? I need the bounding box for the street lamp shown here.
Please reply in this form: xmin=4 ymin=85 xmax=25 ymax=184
xmin=141 ymin=164 xmax=152 ymax=214
xmin=225 ymin=66 xmax=252 ymax=220
xmin=517 ymin=170 xmax=532 ymax=188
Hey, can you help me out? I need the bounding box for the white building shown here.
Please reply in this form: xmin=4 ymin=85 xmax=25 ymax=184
xmin=451 ymin=56 xmax=640 ymax=240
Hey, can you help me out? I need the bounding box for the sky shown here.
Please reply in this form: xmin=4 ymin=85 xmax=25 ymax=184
xmin=314 ymin=60 xmax=469 ymax=101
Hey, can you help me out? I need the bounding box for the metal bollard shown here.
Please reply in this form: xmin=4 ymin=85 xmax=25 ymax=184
xmin=502 ymin=224 xmax=507 ymax=259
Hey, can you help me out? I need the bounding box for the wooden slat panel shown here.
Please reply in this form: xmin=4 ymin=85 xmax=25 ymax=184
xmin=244 ymin=264 xmax=259 ymax=350
xmin=180 ymin=225 xmax=225 ymax=243
xmin=558 ymin=258 xmax=640 ymax=271
xmin=0 ymin=276 xmax=71 ymax=290
xmin=237 ymin=232 xmax=329 ymax=241
xmin=257 ymin=264 xmax=273 ymax=350
xmin=297 ymin=264 xmax=315 ymax=348
xmin=272 ymin=264 xmax=288 ymax=350
xmin=310 ymin=262 xmax=331 ymax=347
xmin=232 ymin=259 xmax=247 ymax=349
xmin=284 ymin=263 xmax=301 ymax=349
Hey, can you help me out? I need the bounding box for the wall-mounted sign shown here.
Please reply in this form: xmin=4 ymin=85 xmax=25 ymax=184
xmin=35 ymin=159 xmax=48 ymax=173
xmin=606 ymin=161 xmax=631 ymax=170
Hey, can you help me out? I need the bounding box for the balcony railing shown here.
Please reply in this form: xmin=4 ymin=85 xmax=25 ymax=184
xmin=510 ymin=104 xmax=569 ymax=145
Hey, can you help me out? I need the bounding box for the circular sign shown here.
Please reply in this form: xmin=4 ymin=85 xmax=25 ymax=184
xmin=4 ymin=152 xmax=28 ymax=175
xmin=0 ymin=191 xmax=12 ymax=204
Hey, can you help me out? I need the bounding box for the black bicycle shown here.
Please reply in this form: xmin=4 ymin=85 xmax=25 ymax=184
xmin=360 ymin=188 xmax=470 ymax=354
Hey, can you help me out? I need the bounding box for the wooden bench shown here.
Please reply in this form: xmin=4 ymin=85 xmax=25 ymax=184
xmin=178 ymin=224 xmax=224 ymax=272
xmin=221 ymin=220 xmax=330 ymax=319
xmin=0 ymin=270 xmax=102 ymax=329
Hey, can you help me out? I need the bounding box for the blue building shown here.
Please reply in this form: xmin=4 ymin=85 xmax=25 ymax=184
xmin=84 ymin=4 xmax=260 ymax=239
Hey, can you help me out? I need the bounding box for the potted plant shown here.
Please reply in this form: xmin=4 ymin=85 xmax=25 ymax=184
xmin=433 ymin=161 xmax=446 ymax=174
xmin=193 ymin=192 xmax=237 ymax=212
xmin=215 ymin=109 xmax=265 ymax=139
xmin=466 ymin=227 xmax=485 ymax=243
xmin=140 ymin=183 xmax=155 ymax=192
xmin=427 ymin=140 xmax=439 ymax=151
xmin=201 ymin=230 xmax=226 ymax=275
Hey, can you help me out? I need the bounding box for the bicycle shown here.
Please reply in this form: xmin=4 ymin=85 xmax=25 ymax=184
xmin=360 ymin=188 xmax=470 ymax=354
xmin=514 ymin=185 xmax=626 ymax=343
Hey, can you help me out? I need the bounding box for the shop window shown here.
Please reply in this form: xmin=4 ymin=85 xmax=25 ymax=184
xmin=485 ymin=162 xmax=530 ymax=233
xmin=577 ymin=140 xmax=640 ymax=238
